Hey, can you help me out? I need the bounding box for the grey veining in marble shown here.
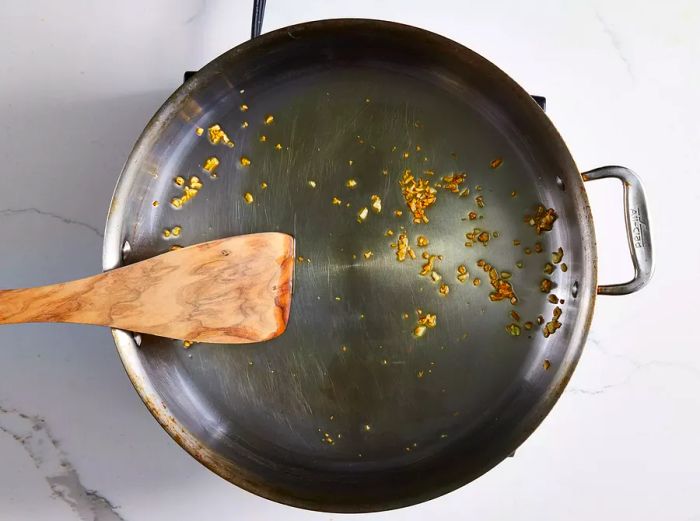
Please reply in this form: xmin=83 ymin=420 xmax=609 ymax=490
xmin=0 ymin=404 xmax=124 ymax=521
xmin=0 ymin=208 xmax=103 ymax=239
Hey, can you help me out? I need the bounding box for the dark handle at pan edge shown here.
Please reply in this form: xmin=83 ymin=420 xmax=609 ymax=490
xmin=582 ymin=166 xmax=654 ymax=295
xmin=251 ymin=0 xmax=267 ymax=39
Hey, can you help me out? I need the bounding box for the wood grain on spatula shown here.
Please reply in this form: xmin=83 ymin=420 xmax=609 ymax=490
xmin=0 ymin=233 xmax=295 ymax=344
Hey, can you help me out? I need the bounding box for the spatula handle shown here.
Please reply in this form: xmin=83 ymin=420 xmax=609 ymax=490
xmin=0 ymin=274 xmax=113 ymax=326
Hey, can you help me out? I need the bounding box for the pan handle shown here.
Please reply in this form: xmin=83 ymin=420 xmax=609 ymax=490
xmin=582 ymin=166 xmax=654 ymax=295
xmin=251 ymin=0 xmax=267 ymax=38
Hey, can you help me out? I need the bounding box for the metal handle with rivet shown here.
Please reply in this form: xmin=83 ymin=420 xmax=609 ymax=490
xmin=582 ymin=166 xmax=654 ymax=295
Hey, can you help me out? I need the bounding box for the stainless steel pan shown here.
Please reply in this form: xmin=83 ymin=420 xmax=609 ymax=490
xmin=103 ymin=18 xmax=653 ymax=512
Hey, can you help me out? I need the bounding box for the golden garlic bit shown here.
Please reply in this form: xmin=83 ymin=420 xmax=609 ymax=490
xmin=345 ymin=178 xmax=358 ymax=189
xmin=183 ymin=340 xmax=195 ymax=348
xmin=543 ymin=306 xmax=563 ymax=338
xmin=476 ymin=259 xmax=518 ymax=304
xmin=240 ymin=103 xmax=249 ymax=112
xmin=260 ymin=181 xmax=268 ymax=189
xmin=475 ymin=195 xmax=485 ymax=208
xmin=171 ymin=176 xmax=203 ymax=208
xmin=207 ymin=124 xmax=234 ymax=147
xmin=457 ymin=264 xmax=469 ymax=283
xmin=357 ymin=207 xmax=369 ymax=223
xmin=543 ymin=359 xmax=551 ymax=370
xmin=264 ymin=114 xmax=274 ymax=125
xmin=259 ymin=135 xmax=267 ymax=142
xmin=439 ymin=283 xmax=449 ymax=296
xmin=202 ymin=156 xmax=220 ymax=177
xmin=370 ymin=194 xmax=382 ymax=213
xmin=174 ymin=176 xmax=185 ymax=186
xmin=243 ymin=192 xmax=254 ymax=204
xmin=392 ymin=231 xmax=416 ymax=262
xmin=152 ymin=200 xmax=159 ymax=207
xmin=525 ymin=204 xmax=558 ymax=234
xmin=241 ymin=121 xmax=249 ymax=128
xmin=363 ymin=250 xmax=373 ymax=260
xmin=385 ymin=229 xmax=394 ymax=237
xmin=465 ymin=228 xmax=491 ymax=247
xmin=195 ymin=127 xmax=204 ymax=136
xmin=274 ymin=143 xmax=282 ymax=150
xmin=439 ymin=173 xmax=467 ymax=193
xmin=468 ymin=211 xmax=478 ymax=221
xmin=308 ymin=180 xmax=317 ymax=188
xmin=490 ymin=158 xmax=503 ymax=169
xmin=416 ymin=235 xmax=429 ymax=248
xmin=240 ymin=156 xmax=251 ymax=167
xmin=552 ymin=247 xmax=564 ymax=264
xmin=413 ymin=325 xmax=429 ymax=337
xmin=399 ymin=169 xmax=437 ymax=224
xmin=420 ymin=252 xmax=441 ymax=277
xmin=540 ymin=278 xmax=553 ymax=293
xmin=505 ymin=323 xmax=521 ymax=336
xmin=162 ymin=225 xmax=182 ymax=239
xmin=331 ymin=196 xmax=342 ymax=206
xmin=393 ymin=210 xmax=403 ymax=217
xmin=416 ymin=310 xmax=437 ymax=330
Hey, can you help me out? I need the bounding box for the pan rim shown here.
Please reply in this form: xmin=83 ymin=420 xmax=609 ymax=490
xmin=102 ymin=18 xmax=597 ymax=512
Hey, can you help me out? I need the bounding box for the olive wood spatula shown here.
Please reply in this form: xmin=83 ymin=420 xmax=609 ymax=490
xmin=0 ymin=233 xmax=294 ymax=344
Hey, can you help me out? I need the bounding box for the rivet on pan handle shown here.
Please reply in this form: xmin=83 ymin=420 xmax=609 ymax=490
xmin=582 ymin=166 xmax=654 ymax=295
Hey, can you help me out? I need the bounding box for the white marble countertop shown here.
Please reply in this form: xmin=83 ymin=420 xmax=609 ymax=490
xmin=1 ymin=1 xmax=697 ymax=520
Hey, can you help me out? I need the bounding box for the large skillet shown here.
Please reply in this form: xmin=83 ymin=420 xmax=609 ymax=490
xmin=103 ymin=17 xmax=653 ymax=512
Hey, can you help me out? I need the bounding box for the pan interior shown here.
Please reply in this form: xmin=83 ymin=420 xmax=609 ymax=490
xmin=106 ymin=21 xmax=593 ymax=511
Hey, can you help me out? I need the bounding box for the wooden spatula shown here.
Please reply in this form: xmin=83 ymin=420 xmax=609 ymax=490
xmin=0 ymin=233 xmax=294 ymax=344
